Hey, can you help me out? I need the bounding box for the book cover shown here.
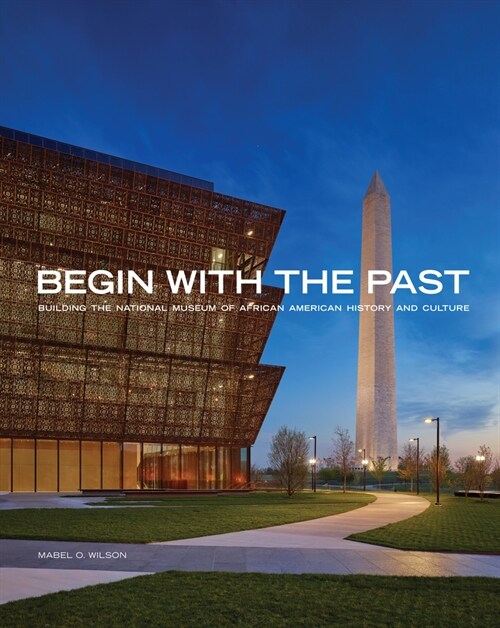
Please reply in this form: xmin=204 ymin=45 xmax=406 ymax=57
xmin=0 ymin=0 xmax=498 ymax=618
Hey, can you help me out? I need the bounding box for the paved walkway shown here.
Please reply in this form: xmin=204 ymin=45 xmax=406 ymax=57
xmin=0 ymin=492 xmax=108 ymax=509
xmin=1 ymin=492 xmax=499 ymax=605
xmin=156 ymin=491 xmax=429 ymax=549
xmin=0 ymin=568 xmax=149 ymax=604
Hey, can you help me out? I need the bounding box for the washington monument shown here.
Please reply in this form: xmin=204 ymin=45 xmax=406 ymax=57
xmin=355 ymin=172 xmax=398 ymax=470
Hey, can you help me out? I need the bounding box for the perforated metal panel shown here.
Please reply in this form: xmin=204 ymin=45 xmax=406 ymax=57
xmin=0 ymin=135 xmax=285 ymax=447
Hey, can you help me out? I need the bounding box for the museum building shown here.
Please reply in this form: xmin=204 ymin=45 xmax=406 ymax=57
xmin=0 ymin=126 xmax=285 ymax=492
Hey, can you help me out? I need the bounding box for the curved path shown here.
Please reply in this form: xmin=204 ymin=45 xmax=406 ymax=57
xmin=1 ymin=492 xmax=499 ymax=604
xmin=155 ymin=491 xmax=429 ymax=549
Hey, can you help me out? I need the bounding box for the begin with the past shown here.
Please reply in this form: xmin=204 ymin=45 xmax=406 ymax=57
xmin=38 ymin=268 xmax=470 ymax=295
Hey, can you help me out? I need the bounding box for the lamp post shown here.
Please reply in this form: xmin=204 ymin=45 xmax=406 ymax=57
xmin=409 ymin=437 xmax=420 ymax=495
xmin=358 ymin=448 xmax=368 ymax=491
xmin=309 ymin=436 xmax=317 ymax=492
xmin=424 ymin=417 xmax=440 ymax=505
xmin=475 ymin=455 xmax=486 ymax=501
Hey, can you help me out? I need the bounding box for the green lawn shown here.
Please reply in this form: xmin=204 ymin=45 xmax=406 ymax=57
xmin=1 ymin=572 xmax=498 ymax=627
xmin=0 ymin=492 xmax=374 ymax=544
xmin=349 ymin=494 xmax=500 ymax=553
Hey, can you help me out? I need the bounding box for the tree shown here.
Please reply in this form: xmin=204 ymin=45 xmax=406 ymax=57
xmin=371 ymin=456 xmax=390 ymax=489
xmin=454 ymin=455 xmax=476 ymax=496
xmin=490 ymin=459 xmax=500 ymax=490
xmin=317 ymin=467 xmax=340 ymax=482
xmin=250 ymin=464 xmax=265 ymax=486
xmin=424 ymin=445 xmax=452 ymax=492
xmin=331 ymin=426 xmax=355 ymax=493
xmin=317 ymin=466 xmax=355 ymax=485
xmin=473 ymin=444 xmax=494 ymax=501
xmin=397 ymin=443 xmax=421 ymax=492
xmin=268 ymin=426 xmax=309 ymax=497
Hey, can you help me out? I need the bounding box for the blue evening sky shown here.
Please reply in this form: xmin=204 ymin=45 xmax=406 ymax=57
xmin=1 ymin=0 xmax=498 ymax=465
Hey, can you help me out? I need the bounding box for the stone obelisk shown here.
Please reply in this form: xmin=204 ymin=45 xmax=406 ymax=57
xmin=355 ymin=171 xmax=398 ymax=470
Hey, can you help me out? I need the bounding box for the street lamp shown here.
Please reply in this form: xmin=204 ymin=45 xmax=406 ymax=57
xmin=409 ymin=437 xmax=420 ymax=495
xmin=358 ymin=448 xmax=368 ymax=491
xmin=424 ymin=417 xmax=440 ymax=505
xmin=309 ymin=436 xmax=317 ymax=492
xmin=476 ymin=455 xmax=486 ymax=500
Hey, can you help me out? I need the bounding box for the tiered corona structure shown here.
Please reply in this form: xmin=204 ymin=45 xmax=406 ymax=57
xmin=355 ymin=171 xmax=398 ymax=470
xmin=0 ymin=126 xmax=285 ymax=491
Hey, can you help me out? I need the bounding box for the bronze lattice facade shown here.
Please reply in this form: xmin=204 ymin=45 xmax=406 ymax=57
xmin=0 ymin=127 xmax=285 ymax=491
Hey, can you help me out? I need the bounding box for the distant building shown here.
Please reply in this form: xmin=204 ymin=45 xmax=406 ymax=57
xmin=355 ymin=172 xmax=398 ymax=469
xmin=0 ymin=126 xmax=284 ymax=491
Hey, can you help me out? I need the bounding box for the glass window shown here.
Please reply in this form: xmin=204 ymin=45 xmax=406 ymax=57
xmin=217 ymin=446 xmax=231 ymax=490
xmin=161 ymin=444 xmax=180 ymax=489
xmin=12 ymin=439 xmax=34 ymax=491
xmin=210 ymin=247 xmax=231 ymax=271
xmin=199 ymin=446 xmax=216 ymax=489
xmin=231 ymin=447 xmax=247 ymax=488
xmin=102 ymin=442 xmax=120 ymax=489
xmin=0 ymin=438 xmax=11 ymax=491
xmin=59 ymin=440 xmax=80 ymax=491
xmin=240 ymin=447 xmax=248 ymax=485
xmin=81 ymin=441 xmax=101 ymax=489
xmin=36 ymin=440 xmax=57 ymax=491
xmin=123 ymin=442 xmax=141 ymax=489
xmin=143 ymin=444 xmax=162 ymax=489
xmin=181 ymin=445 xmax=198 ymax=489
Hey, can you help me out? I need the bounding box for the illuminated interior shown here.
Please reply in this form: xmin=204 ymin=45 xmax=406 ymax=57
xmin=0 ymin=438 xmax=248 ymax=491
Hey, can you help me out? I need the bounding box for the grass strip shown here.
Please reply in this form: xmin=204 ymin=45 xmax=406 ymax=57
xmin=349 ymin=494 xmax=500 ymax=553
xmin=0 ymin=492 xmax=374 ymax=544
xmin=1 ymin=571 xmax=498 ymax=627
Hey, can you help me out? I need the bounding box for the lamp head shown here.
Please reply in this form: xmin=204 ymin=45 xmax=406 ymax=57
xmin=424 ymin=418 xmax=434 ymax=424
xmin=362 ymin=459 xmax=368 ymax=466
xmin=309 ymin=458 xmax=317 ymax=465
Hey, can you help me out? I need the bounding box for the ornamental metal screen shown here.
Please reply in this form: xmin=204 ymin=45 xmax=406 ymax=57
xmin=0 ymin=131 xmax=285 ymax=447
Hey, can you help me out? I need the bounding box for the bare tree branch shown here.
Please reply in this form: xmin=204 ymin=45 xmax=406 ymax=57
xmin=268 ymin=426 xmax=309 ymax=497
xmin=331 ymin=426 xmax=355 ymax=493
